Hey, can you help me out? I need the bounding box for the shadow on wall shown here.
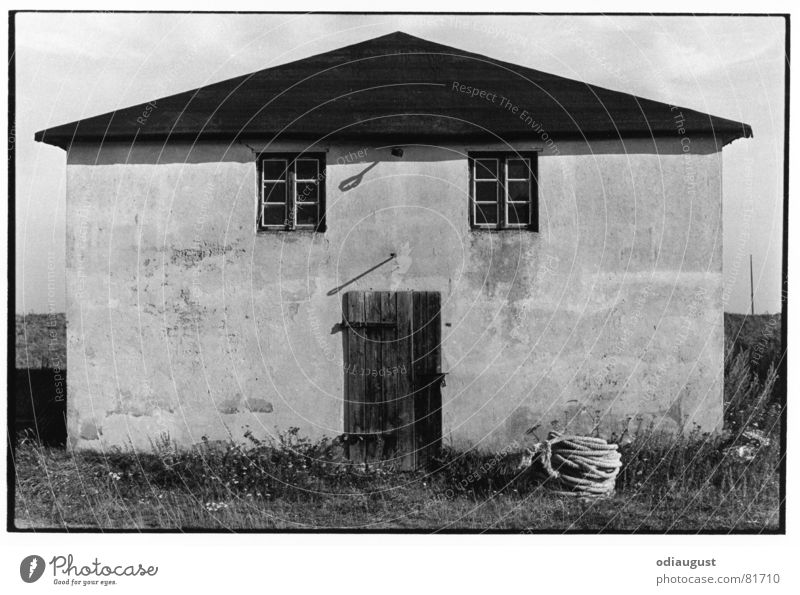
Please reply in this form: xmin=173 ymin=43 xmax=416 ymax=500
xmin=15 ymin=369 xmax=67 ymax=447
xmin=327 ymin=252 xmax=397 ymax=296
xmin=339 ymin=161 xmax=379 ymax=192
xmin=65 ymin=135 xmax=719 ymax=166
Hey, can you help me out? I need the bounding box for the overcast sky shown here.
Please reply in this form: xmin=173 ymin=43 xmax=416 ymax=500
xmin=14 ymin=13 xmax=786 ymax=314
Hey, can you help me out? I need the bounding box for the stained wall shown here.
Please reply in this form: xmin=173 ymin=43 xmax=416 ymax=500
xmin=65 ymin=137 xmax=725 ymax=450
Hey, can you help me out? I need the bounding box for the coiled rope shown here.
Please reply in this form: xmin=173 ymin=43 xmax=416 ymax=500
xmin=524 ymin=431 xmax=622 ymax=497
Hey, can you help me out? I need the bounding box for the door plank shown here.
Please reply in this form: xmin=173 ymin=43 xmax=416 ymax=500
xmin=345 ymin=291 xmax=366 ymax=464
xmin=342 ymin=292 xmax=351 ymax=443
xmin=412 ymin=292 xmax=428 ymax=466
xmin=413 ymin=292 xmax=444 ymax=467
xmin=364 ymin=292 xmax=383 ymax=461
xmin=428 ymin=292 xmax=443 ymax=453
xmin=395 ymin=291 xmax=415 ymax=470
xmin=380 ymin=292 xmax=399 ymax=461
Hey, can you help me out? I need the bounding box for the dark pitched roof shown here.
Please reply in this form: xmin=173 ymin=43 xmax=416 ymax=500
xmin=35 ymin=31 xmax=752 ymax=149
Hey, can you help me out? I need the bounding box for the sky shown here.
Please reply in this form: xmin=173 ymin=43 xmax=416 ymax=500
xmin=13 ymin=13 xmax=786 ymax=314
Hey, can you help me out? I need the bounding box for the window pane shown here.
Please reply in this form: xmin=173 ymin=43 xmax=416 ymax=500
xmin=507 ymin=158 xmax=530 ymax=179
xmin=474 ymin=159 xmax=498 ymax=180
xmin=296 ymin=203 xmax=318 ymax=226
xmin=295 ymin=159 xmax=319 ymax=180
xmin=507 ymin=203 xmax=530 ymax=226
xmin=262 ymin=205 xmax=285 ymax=226
xmin=508 ymin=180 xmax=530 ymax=203
xmin=263 ymin=160 xmax=287 ymax=181
xmin=264 ymin=182 xmax=286 ymax=204
xmin=475 ymin=181 xmax=498 ymax=203
xmin=475 ymin=203 xmax=498 ymax=225
xmin=296 ymin=182 xmax=318 ymax=202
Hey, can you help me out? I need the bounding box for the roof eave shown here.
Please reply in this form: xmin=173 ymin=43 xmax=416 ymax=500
xmin=34 ymin=124 xmax=753 ymax=151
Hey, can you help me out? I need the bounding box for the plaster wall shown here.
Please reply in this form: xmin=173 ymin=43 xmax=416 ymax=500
xmin=65 ymin=136 xmax=724 ymax=451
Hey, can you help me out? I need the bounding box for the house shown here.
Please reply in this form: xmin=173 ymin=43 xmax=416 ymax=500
xmin=35 ymin=32 xmax=751 ymax=467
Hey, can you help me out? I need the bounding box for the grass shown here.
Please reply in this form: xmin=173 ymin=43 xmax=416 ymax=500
xmin=12 ymin=442 xmax=780 ymax=531
xmin=13 ymin=428 xmax=781 ymax=531
xmin=12 ymin=333 xmax=783 ymax=532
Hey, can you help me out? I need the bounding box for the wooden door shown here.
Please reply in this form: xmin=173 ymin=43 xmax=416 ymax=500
xmin=342 ymin=291 xmax=442 ymax=469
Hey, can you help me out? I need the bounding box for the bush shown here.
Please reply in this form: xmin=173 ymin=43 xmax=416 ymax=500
xmin=724 ymin=313 xmax=782 ymax=382
xmin=616 ymin=428 xmax=779 ymax=498
xmin=615 ymin=339 xmax=781 ymax=501
xmin=724 ymin=339 xmax=780 ymax=437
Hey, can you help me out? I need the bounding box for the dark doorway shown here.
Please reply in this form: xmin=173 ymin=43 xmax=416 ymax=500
xmin=342 ymin=291 xmax=443 ymax=469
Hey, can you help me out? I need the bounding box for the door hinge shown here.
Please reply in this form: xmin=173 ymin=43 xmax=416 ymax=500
xmin=341 ymin=320 xmax=397 ymax=329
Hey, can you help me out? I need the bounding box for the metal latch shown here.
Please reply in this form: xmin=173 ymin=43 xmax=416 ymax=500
xmin=340 ymin=320 xmax=398 ymax=329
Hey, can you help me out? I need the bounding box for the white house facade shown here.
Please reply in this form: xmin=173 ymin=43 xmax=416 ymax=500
xmin=37 ymin=32 xmax=751 ymax=466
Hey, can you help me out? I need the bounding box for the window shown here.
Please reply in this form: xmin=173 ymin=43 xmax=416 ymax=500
xmin=469 ymin=152 xmax=537 ymax=231
xmin=258 ymin=153 xmax=326 ymax=231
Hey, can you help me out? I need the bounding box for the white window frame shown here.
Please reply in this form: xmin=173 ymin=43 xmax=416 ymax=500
xmin=293 ymin=158 xmax=320 ymax=231
xmin=504 ymin=157 xmax=532 ymax=229
xmin=260 ymin=158 xmax=288 ymax=230
xmin=472 ymin=157 xmax=500 ymax=230
xmin=258 ymin=154 xmax=325 ymax=232
xmin=470 ymin=152 xmax=537 ymax=231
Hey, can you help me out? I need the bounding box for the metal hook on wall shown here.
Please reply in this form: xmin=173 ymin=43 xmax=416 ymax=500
xmin=327 ymin=253 xmax=397 ymax=296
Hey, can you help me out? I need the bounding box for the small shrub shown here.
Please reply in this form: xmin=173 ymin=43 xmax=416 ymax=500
xmin=616 ymin=340 xmax=781 ymax=502
xmin=724 ymin=339 xmax=780 ymax=438
xmin=724 ymin=313 xmax=782 ymax=382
